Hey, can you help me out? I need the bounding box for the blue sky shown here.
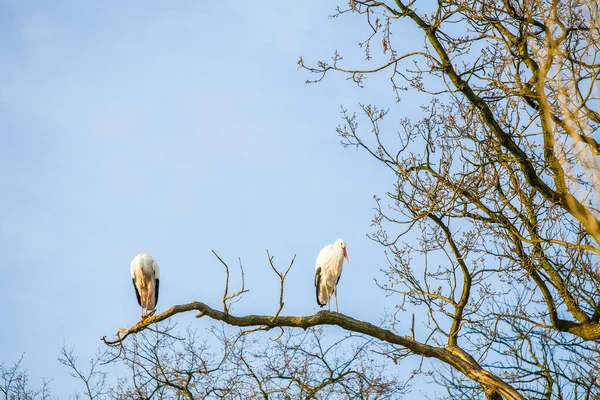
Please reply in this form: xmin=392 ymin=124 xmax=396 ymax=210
xmin=0 ymin=1 xmax=428 ymax=397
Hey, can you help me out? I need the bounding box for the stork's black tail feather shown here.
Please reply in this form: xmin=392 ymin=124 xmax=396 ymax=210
xmin=315 ymin=267 xmax=326 ymax=307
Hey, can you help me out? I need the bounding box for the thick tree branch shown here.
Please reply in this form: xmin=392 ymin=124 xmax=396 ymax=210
xmin=104 ymin=302 xmax=524 ymax=400
xmin=393 ymin=0 xmax=600 ymax=248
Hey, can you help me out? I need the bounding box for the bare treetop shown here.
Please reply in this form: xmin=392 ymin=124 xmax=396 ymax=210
xmin=94 ymin=1 xmax=600 ymax=399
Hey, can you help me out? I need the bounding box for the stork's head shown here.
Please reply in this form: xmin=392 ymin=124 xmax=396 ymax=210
xmin=335 ymin=238 xmax=349 ymax=263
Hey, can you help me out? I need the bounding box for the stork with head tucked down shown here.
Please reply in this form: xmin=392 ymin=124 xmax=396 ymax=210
xmin=314 ymin=238 xmax=349 ymax=312
xmin=130 ymin=253 xmax=160 ymax=318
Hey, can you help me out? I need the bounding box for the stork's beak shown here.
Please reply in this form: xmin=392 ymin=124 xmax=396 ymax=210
xmin=343 ymin=247 xmax=349 ymax=263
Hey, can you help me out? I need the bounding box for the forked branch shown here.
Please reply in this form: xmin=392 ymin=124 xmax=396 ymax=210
xmin=212 ymin=250 xmax=248 ymax=314
xmin=266 ymin=250 xmax=296 ymax=322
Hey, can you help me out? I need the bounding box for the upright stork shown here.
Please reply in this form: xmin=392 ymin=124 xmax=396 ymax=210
xmin=130 ymin=253 xmax=160 ymax=318
xmin=314 ymin=238 xmax=349 ymax=312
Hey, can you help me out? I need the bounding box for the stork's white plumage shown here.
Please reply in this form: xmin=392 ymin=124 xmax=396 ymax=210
xmin=314 ymin=238 xmax=349 ymax=312
xmin=130 ymin=253 xmax=160 ymax=318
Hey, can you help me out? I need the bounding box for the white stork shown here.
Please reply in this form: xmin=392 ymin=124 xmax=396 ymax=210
xmin=314 ymin=238 xmax=349 ymax=312
xmin=130 ymin=253 xmax=160 ymax=318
